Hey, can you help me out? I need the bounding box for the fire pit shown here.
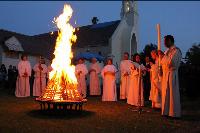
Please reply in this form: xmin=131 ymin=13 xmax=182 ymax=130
xmin=36 ymin=98 xmax=87 ymax=111
xmin=36 ymin=4 xmax=87 ymax=111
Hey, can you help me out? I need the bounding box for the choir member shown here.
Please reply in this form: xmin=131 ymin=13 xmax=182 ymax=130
xmin=101 ymin=58 xmax=117 ymax=101
xmin=120 ymin=52 xmax=132 ymax=99
xmin=89 ymin=58 xmax=101 ymax=95
xmin=75 ymin=58 xmax=88 ymax=98
xmin=15 ymin=54 xmax=31 ymax=97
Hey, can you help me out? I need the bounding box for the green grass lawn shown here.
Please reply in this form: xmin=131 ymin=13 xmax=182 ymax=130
xmin=0 ymin=89 xmax=199 ymax=133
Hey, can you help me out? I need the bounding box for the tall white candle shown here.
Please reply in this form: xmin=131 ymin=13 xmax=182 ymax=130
xmin=157 ymin=24 xmax=161 ymax=51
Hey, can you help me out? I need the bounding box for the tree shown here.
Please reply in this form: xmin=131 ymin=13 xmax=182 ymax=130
xmin=91 ymin=17 xmax=99 ymax=25
xmin=139 ymin=43 xmax=157 ymax=63
xmin=185 ymin=43 xmax=200 ymax=66
xmin=143 ymin=43 xmax=157 ymax=57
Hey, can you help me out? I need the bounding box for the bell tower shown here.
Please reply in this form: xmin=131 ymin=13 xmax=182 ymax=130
xmin=110 ymin=0 xmax=139 ymax=70
xmin=120 ymin=0 xmax=138 ymax=26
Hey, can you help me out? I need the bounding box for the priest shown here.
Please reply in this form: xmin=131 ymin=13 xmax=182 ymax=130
xmin=159 ymin=35 xmax=182 ymax=118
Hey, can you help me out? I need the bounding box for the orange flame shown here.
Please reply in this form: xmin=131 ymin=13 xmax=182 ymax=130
xmin=40 ymin=4 xmax=82 ymax=101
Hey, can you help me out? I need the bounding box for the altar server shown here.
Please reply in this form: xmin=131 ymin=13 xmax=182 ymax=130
xmin=149 ymin=50 xmax=161 ymax=109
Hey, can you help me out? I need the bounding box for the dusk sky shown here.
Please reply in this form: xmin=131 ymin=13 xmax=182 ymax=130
xmin=0 ymin=1 xmax=200 ymax=56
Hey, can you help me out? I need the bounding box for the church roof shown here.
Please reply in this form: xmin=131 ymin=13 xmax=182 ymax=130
xmin=34 ymin=20 xmax=120 ymax=48
xmin=0 ymin=20 xmax=120 ymax=59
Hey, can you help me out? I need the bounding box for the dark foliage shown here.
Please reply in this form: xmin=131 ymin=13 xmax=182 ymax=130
xmin=185 ymin=43 xmax=200 ymax=66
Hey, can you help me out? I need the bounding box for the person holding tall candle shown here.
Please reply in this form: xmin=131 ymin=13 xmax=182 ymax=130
xmin=149 ymin=50 xmax=161 ymax=109
xmin=159 ymin=35 xmax=182 ymax=118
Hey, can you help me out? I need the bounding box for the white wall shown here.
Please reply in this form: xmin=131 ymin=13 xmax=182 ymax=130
xmin=2 ymin=52 xmax=20 ymax=69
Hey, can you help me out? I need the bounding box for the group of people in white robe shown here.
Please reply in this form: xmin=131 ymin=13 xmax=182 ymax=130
xmin=15 ymin=35 xmax=182 ymax=118
xmin=119 ymin=35 xmax=182 ymax=118
xmin=15 ymin=56 xmax=49 ymax=97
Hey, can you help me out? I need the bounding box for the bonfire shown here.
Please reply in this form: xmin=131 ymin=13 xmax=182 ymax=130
xmin=37 ymin=4 xmax=83 ymax=102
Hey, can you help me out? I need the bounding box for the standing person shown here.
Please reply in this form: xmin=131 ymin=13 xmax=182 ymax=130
xmin=149 ymin=50 xmax=161 ymax=109
xmin=8 ymin=65 xmax=13 ymax=92
xmin=15 ymin=54 xmax=31 ymax=97
xmin=159 ymin=35 xmax=182 ymax=118
xmin=75 ymin=58 xmax=88 ymax=98
xmin=12 ymin=66 xmax=18 ymax=94
xmin=33 ymin=58 xmax=48 ymax=96
xmin=120 ymin=52 xmax=132 ymax=99
xmin=143 ymin=56 xmax=151 ymax=101
xmin=101 ymin=58 xmax=117 ymax=101
xmin=0 ymin=64 xmax=7 ymax=89
xmin=127 ymin=54 xmax=145 ymax=106
xmin=89 ymin=58 xmax=101 ymax=96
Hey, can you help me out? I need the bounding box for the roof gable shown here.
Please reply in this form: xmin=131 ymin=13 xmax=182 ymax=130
xmin=5 ymin=36 xmax=24 ymax=52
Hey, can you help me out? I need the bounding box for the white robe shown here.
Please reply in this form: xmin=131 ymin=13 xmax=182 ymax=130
xmin=101 ymin=65 xmax=117 ymax=101
xmin=89 ymin=62 xmax=101 ymax=95
xmin=33 ymin=63 xmax=48 ymax=96
xmin=15 ymin=60 xmax=31 ymax=97
xmin=127 ymin=62 xmax=145 ymax=106
xmin=120 ymin=60 xmax=132 ymax=99
xmin=161 ymin=45 xmax=182 ymax=117
xmin=149 ymin=60 xmax=161 ymax=108
xmin=75 ymin=64 xmax=88 ymax=98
